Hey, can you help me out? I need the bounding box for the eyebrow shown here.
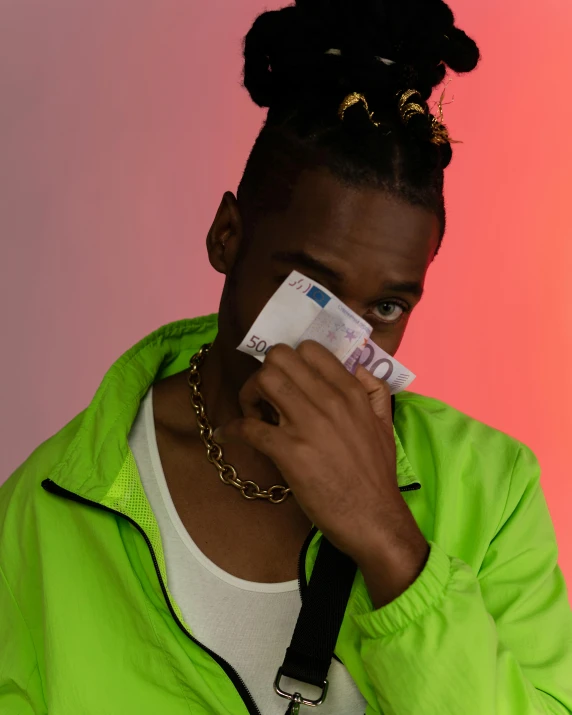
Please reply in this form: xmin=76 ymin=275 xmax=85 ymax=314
xmin=272 ymin=250 xmax=344 ymax=283
xmin=384 ymin=280 xmax=424 ymax=298
xmin=271 ymin=249 xmax=424 ymax=299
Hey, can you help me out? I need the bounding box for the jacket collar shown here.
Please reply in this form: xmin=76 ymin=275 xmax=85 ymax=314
xmin=47 ymin=314 xmax=419 ymax=501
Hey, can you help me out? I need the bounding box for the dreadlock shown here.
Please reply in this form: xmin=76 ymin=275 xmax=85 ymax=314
xmin=237 ymin=0 xmax=480 ymax=256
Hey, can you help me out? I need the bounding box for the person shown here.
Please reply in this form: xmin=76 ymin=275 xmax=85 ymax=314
xmin=1 ymin=0 xmax=571 ymax=713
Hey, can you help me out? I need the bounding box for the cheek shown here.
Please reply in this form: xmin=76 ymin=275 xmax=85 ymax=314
xmin=223 ymin=257 xmax=278 ymax=338
xmin=370 ymin=317 xmax=410 ymax=356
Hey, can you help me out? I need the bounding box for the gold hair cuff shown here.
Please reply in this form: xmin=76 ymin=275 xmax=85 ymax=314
xmin=337 ymin=92 xmax=381 ymax=127
xmin=337 ymin=88 xmax=459 ymax=146
xmin=397 ymin=89 xmax=426 ymax=123
xmin=396 ymin=87 xmax=459 ymax=146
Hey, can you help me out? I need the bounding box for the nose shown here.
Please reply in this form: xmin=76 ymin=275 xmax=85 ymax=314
xmin=342 ymin=298 xmax=368 ymax=319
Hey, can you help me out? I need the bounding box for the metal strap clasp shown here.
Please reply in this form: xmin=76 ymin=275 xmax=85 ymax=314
xmin=274 ymin=668 xmax=329 ymax=713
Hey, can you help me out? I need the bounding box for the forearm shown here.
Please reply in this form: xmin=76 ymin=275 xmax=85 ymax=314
xmin=350 ymin=497 xmax=430 ymax=609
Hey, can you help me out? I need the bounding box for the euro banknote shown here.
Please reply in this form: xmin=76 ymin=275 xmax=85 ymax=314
xmin=237 ymin=270 xmax=416 ymax=394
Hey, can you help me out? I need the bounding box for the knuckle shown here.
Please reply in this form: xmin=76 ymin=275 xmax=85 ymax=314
xmin=233 ymin=420 xmax=249 ymax=439
xmin=256 ymin=365 xmax=279 ymax=391
xmin=322 ymin=391 xmax=347 ymax=419
xmin=277 ymin=376 xmax=295 ymax=397
xmin=289 ymin=434 xmax=312 ymax=460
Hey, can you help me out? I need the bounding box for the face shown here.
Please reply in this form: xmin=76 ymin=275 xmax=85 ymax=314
xmin=207 ymin=167 xmax=440 ymax=382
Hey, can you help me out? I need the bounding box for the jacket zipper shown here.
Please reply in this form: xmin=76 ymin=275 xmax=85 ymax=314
xmin=41 ymin=479 xmax=263 ymax=715
xmin=42 ymin=478 xmax=421 ymax=712
xmin=399 ymin=483 xmax=421 ymax=492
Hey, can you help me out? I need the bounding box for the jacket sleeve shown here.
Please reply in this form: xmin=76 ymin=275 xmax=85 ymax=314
xmin=0 ymin=563 xmax=46 ymax=714
xmin=352 ymin=444 xmax=572 ymax=714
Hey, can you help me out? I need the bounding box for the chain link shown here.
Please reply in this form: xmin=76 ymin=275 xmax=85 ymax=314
xmin=187 ymin=343 xmax=291 ymax=504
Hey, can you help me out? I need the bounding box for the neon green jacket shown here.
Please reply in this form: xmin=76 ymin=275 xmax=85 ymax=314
xmin=1 ymin=314 xmax=571 ymax=714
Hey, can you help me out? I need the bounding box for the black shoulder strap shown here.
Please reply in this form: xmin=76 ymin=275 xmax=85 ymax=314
xmin=275 ymin=537 xmax=357 ymax=712
xmin=275 ymin=395 xmax=395 ymax=712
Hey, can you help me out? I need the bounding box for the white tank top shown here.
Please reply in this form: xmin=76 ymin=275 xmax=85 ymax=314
xmin=127 ymin=386 xmax=367 ymax=715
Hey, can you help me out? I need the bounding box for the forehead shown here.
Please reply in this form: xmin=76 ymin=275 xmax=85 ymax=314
xmin=249 ymin=168 xmax=440 ymax=284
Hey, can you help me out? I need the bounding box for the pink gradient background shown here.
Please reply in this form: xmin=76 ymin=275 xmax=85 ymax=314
xmin=1 ymin=1 xmax=571 ymax=593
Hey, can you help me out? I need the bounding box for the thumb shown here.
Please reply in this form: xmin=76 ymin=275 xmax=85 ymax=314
xmin=354 ymin=364 xmax=391 ymax=420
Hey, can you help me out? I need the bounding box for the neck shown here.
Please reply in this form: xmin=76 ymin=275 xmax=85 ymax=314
xmin=195 ymin=336 xmax=287 ymax=491
xmin=198 ymin=336 xmax=253 ymax=424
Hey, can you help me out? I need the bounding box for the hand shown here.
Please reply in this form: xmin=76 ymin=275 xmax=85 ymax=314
xmin=214 ymin=341 xmax=427 ymax=587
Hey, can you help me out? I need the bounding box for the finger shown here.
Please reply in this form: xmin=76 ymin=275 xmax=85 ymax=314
xmin=237 ymin=373 xmax=278 ymax=424
xmin=354 ymin=364 xmax=392 ymax=423
xmin=238 ymin=361 xmax=317 ymax=424
xmin=213 ymin=417 xmax=285 ymax=461
xmin=295 ymin=339 xmax=359 ymax=392
xmin=263 ymin=343 xmax=334 ymax=411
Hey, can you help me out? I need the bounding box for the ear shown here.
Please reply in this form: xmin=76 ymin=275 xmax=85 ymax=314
xmin=206 ymin=191 xmax=243 ymax=276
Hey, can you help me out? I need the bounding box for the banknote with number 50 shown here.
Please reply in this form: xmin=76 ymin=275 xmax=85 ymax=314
xmin=237 ymin=270 xmax=416 ymax=394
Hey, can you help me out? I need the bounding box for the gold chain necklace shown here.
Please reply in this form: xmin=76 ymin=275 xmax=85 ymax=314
xmin=187 ymin=343 xmax=292 ymax=504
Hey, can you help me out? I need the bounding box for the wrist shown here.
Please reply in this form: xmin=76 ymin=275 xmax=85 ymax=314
xmin=350 ymin=515 xmax=430 ymax=609
xmin=346 ymin=490 xmax=422 ymax=564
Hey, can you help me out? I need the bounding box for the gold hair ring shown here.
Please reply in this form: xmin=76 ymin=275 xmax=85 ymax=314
xmin=337 ymin=92 xmax=381 ymax=127
xmin=397 ymin=89 xmax=426 ymax=124
xmin=337 ymin=87 xmax=460 ymax=146
xmin=396 ymin=87 xmax=459 ymax=146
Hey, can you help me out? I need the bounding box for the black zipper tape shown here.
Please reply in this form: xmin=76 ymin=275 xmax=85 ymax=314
xmin=42 ymin=474 xmax=420 ymax=712
xmin=41 ymin=479 xmax=262 ymax=715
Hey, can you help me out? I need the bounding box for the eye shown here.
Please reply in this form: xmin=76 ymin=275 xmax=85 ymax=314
xmin=370 ymin=301 xmax=409 ymax=325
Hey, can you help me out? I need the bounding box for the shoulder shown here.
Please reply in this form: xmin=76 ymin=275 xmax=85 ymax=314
xmin=0 ymin=408 xmax=86 ymax=520
xmin=396 ymin=390 xmax=526 ymax=450
xmin=395 ymin=392 xmax=545 ymax=566
xmin=395 ymin=390 xmax=538 ymax=489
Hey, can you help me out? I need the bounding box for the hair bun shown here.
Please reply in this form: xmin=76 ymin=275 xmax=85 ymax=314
xmin=243 ymin=8 xmax=296 ymax=108
xmin=442 ymin=27 xmax=480 ymax=73
xmin=243 ymin=0 xmax=481 ymax=111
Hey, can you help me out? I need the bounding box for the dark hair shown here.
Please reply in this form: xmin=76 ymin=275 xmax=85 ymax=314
xmin=236 ymin=0 xmax=480 ymax=256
